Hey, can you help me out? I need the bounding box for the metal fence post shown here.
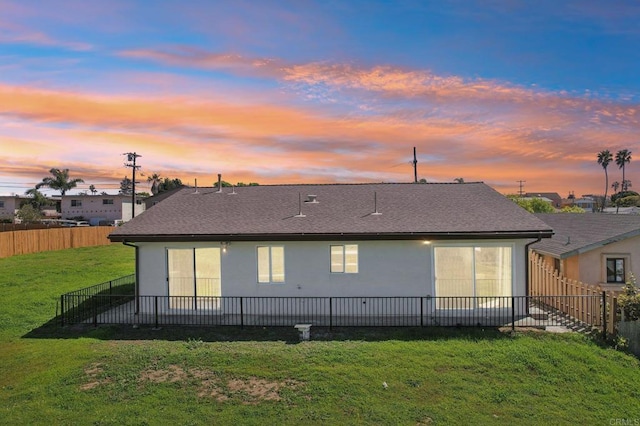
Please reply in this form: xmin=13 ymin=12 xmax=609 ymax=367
xmin=60 ymin=295 xmax=65 ymax=326
xmin=511 ymin=296 xmax=515 ymax=332
xmin=93 ymin=295 xmax=98 ymax=327
xmin=420 ymin=297 xmax=424 ymax=327
xmin=240 ymin=297 xmax=244 ymax=329
xmin=154 ymin=296 xmax=159 ymax=329
xmin=329 ymin=297 xmax=333 ymax=330
xmin=602 ymin=291 xmax=607 ymax=338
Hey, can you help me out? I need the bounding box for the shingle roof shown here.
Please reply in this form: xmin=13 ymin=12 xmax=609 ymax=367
xmin=532 ymin=213 xmax=640 ymax=258
xmin=109 ymin=182 xmax=553 ymax=242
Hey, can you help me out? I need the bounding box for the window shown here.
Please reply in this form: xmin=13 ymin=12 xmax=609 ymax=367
xmin=434 ymin=245 xmax=512 ymax=309
xmin=606 ymin=258 xmax=625 ymax=283
xmin=330 ymin=244 xmax=358 ymax=273
xmin=257 ymin=246 xmax=285 ymax=283
xmin=102 ymin=199 xmax=114 ymax=205
xmin=0 ymin=201 xmax=4 ymax=208
xmin=71 ymin=200 xmax=82 ymax=207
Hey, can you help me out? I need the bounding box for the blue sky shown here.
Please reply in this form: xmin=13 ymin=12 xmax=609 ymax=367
xmin=0 ymin=0 xmax=638 ymax=197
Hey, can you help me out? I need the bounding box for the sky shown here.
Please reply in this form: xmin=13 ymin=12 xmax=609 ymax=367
xmin=1 ymin=0 xmax=639 ymax=197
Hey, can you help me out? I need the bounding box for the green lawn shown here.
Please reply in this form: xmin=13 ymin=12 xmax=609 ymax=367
xmin=1 ymin=245 xmax=639 ymax=425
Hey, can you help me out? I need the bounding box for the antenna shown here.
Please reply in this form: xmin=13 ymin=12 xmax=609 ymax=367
xmin=294 ymin=192 xmax=306 ymax=217
xmin=412 ymin=147 xmax=418 ymax=183
xmin=371 ymin=191 xmax=382 ymax=215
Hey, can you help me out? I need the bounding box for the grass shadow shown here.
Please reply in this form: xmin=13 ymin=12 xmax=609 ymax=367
xmin=24 ymin=318 xmax=520 ymax=344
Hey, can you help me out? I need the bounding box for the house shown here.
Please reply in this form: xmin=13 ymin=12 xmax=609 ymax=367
xmin=108 ymin=183 xmax=552 ymax=319
xmin=524 ymin=192 xmax=562 ymax=208
xmin=61 ymin=194 xmax=146 ymax=224
xmin=531 ymin=213 xmax=640 ymax=291
xmin=0 ymin=196 xmax=24 ymax=221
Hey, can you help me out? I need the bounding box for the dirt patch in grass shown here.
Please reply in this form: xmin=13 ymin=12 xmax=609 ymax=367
xmin=81 ymin=363 xmax=112 ymax=390
xmin=82 ymin=363 xmax=302 ymax=404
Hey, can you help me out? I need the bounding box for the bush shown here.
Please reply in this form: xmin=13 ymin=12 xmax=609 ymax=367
xmin=618 ymin=275 xmax=640 ymax=321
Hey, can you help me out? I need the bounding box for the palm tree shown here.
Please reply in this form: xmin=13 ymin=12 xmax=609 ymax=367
xmin=454 ymin=177 xmax=465 ymax=183
xmin=89 ymin=184 xmax=97 ymax=195
xmin=612 ymin=181 xmax=620 ymax=194
xmin=35 ymin=168 xmax=84 ymax=196
xmin=147 ymin=173 xmax=162 ymax=195
xmin=597 ymin=150 xmax=612 ymax=212
xmin=24 ymin=188 xmax=51 ymax=210
xmin=615 ymin=149 xmax=632 ymax=191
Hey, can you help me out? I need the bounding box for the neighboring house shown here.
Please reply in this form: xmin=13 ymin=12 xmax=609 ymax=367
xmin=62 ymin=194 xmax=145 ymax=224
xmin=531 ymin=213 xmax=640 ymax=291
xmin=525 ymin=192 xmax=562 ymax=208
xmin=573 ymin=198 xmax=595 ymax=212
xmin=109 ymin=183 xmax=552 ymax=317
xmin=0 ymin=196 xmax=24 ymax=221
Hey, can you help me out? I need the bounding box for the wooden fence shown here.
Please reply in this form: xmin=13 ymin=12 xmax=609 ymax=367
xmin=0 ymin=227 xmax=114 ymax=258
xmin=529 ymin=251 xmax=618 ymax=336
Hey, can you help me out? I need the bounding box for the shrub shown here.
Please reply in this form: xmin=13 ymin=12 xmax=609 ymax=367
xmin=618 ymin=275 xmax=640 ymax=321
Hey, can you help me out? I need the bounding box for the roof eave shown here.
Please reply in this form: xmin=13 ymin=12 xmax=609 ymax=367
xmin=109 ymin=230 xmax=553 ymax=243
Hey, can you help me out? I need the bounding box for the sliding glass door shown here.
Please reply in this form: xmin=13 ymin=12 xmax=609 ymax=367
xmin=167 ymin=247 xmax=221 ymax=310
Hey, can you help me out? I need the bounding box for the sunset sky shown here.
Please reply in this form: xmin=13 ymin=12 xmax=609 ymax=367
xmin=1 ymin=1 xmax=639 ymax=197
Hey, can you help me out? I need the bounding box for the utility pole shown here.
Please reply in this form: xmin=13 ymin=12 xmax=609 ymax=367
xmin=413 ymin=147 xmax=418 ymax=183
xmin=516 ymin=180 xmax=526 ymax=197
xmin=123 ymin=152 xmax=141 ymax=220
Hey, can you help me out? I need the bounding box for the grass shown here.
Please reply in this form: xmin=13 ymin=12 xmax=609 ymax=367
xmin=1 ymin=245 xmax=640 ymax=425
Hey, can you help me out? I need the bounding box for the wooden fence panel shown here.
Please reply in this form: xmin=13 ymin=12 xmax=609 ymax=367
xmin=529 ymin=251 xmax=619 ymax=334
xmin=0 ymin=227 xmax=113 ymax=258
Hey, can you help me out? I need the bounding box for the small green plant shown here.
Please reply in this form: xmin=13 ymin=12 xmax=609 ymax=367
xmin=618 ymin=275 xmax=640 ymax=321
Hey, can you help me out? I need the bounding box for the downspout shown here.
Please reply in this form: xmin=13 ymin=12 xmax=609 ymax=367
xmin=524 ymin=234 xmax=542 ymax=305
xmin=122 ymin=241 xmax=139 ymax=315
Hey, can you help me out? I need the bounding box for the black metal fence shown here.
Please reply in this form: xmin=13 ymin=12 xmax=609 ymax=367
xmin=60 ymin=274 xmax=135 ymax=326
xmin=60 ymin=283 xmax=612 ymax=334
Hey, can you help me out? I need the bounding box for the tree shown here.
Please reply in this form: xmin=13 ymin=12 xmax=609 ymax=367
xmin=615 ymin=149 xmax=632 ymax=191
xmin=597 ymin=150 xmax=613 ymax=212
xmin=35 ymin=168 xmax=84 ymax=196
xmin=89 ymin=184 xmax=97 ymax=195
xmin=612 ymin=181 xmax=620 ymax=194
xmin=453 ymin=177 xmax=465 ymax=183
xmin=560 ymin=205 xmax=586 ymax=213
xmin=119 ymin=176 xmax=133 ymax=195
xmin=157 ymin=177 xmax=183 ymax=193
xmin=507 ymin=195 xmax=555 ymax=213
xmin=146 ymin=173 xmax=162 ymax=195
xmin=16 ymin=204 xmax=43 ymax=223
xmin=24 ymin=188 xmax=52 ymax=210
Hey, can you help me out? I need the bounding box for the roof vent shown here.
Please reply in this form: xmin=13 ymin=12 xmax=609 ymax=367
xmin=371 ymin=191 xmax=382 ymax=216
xmin=294 ymin=193 xmax=306 ymax=218
xmin=304 ymin=194 xmax=319 ymax=203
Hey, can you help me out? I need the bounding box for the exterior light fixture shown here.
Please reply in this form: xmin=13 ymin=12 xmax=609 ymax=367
xmin=221 ymin=242 xmax=229 ymax=253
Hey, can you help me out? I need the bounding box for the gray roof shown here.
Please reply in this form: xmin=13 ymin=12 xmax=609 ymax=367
xmin=532 ymin=213 xmax=640 ymax=258
xmin=109 ymin=182 xmax=553 ymax=242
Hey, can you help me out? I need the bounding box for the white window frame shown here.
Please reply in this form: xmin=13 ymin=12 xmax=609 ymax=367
xmin=330 ymin=244 xmax=359 ymax=273
xmin=257 ymin=246 xmax=285 ymax=284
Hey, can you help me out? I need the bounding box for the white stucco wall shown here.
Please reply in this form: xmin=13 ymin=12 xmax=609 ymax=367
xmin=134 ymin=239 xmax=528 ymax=298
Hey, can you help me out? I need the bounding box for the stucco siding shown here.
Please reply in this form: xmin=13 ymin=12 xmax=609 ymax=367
xmin=135 ymin=239 xmax=527 ymax=297
xmin=575 ymin=236 xmax=640 ymax=286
